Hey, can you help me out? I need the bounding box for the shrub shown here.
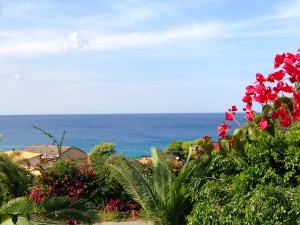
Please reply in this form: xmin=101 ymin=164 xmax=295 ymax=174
xmin=32 ymin=160 xmax=102 ymax=205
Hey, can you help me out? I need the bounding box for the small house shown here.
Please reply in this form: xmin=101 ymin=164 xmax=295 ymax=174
xmin=22 ymin=145 xmax=87 ymax=165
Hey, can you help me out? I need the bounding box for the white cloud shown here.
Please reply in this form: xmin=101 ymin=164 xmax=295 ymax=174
xmin=12 ymin=74 xmax=22 ymax=80
xmin=62 ymin=32 xmax=88 ymax=52
xmin=85 ymin=22 xmax=225 ymax=51
xmin=277 ymin=0 xmax=300 ymax=18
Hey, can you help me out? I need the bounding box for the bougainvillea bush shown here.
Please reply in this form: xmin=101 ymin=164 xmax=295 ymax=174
xmin=30 ymin=160 xmax=103 ymax=206
xmin=186 ymin=47 xmax=300 ymax=224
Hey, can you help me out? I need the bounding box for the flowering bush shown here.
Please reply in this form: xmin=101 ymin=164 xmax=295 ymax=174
xmin=104 ymin=199 xmax=141 ymax=219
xmin=31 ymin=160 xmax=102 ymax=205
xmin=194 ymin=47 xmax=300 ymax=157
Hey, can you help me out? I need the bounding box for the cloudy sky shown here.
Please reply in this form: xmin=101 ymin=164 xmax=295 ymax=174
xmin=0 ymin=0 xmax=300 ymax=115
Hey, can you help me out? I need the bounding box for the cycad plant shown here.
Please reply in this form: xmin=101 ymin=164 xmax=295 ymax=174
xmin=109 ymin=148 xmax=211 ymax=225
xmin=0 ymin=196 xmax=98 ymax=225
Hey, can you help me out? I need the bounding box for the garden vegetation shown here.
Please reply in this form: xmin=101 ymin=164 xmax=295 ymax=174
xmin=0 ymin=46 xmax=300 ymax=224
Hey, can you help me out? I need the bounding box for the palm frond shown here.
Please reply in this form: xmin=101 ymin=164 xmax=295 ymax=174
xmin=153 ymin=162 xmax=172 ymax=204
xmin=1 ymin=216 xmax=34 ymax=225
xmin=37 ymin=197 xmax=98 ymax=224
xmin=0 ymin=197 xmax=98 ymax=225
xmin=109 ymin=161 xmax=165 ymax=223
xmin=0 ymin=197 xmax=35 ymax=215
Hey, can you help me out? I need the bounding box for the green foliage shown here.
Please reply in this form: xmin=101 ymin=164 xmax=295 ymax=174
xmin=90 ymin=151 xmax=134 ymax=208
xmin=90 ymin=142 xmax=116 ymax=159
xmin=109 ymin=148 xmax=212 ymax=225
xmin=0 ymin=153 xmax=33 ymax=206
xmin=187 ymin=122 xmax=300 ymax=224
xmin=0 ymin=196 xmax=99 ymax=225
xmin=164 ymin=140 xmax=186 ymax=158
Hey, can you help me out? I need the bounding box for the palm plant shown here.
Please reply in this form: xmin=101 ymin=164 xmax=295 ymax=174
xmin=109 ymin=148 xmax=212 ymax=225
xmin=0 ymin=196 xmax=99 ymax=225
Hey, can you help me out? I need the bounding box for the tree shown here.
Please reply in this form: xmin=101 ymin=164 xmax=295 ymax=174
xmin=90 ymin=142 xmax=116 ymax=159
xmin=109 ymin=148 xmax=212 ymax=225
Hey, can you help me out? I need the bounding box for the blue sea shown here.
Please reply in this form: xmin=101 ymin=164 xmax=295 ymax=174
xmin=0 ymin=113 xmax=245 ymax=157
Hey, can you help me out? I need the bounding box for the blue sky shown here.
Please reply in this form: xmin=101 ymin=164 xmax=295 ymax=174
xmin=0 ymin=0 xmax=300 ymax=114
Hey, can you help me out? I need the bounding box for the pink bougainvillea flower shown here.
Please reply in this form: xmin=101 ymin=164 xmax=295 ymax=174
xmin=266 ymin=73 xmax=275 ymax=82
xmin=286 ymin=52 xmax=296 ymax=62
xmin=225 ymin=112 xmax=234 ymax=121
xmin=269 ymin=111 xmax=279 ymax=119
xmin=283 ymin=63 xmax=295 ymax=75
xmin=278 ymin=107 xmax=288 ymax=117
xmin=246 ymin=85 xmax=255 ymax=94
xmin=253 ymin=94 xmax=268 ymax=103
xmin=274 ymin=100 xmax=282 ymax=107
xmin=259 ymin=118 xmax=270 ymax=130
xmin=217 ymin=122 xmax=231 ymax=139
xmin=267 ymin=91 xmax=278 ymax=101
xmin=292 ymin=112 xmax=300 ymax=121
xmin=245 ymin=102 xmax=253 ymax=110
xmin=242 ymin=94 xmax=252 ymax=103
xmin=214 ymin=144 xmax=220 ymax=151
xmin=280 ymin=116 xmax=292 ymax=127
xmin=256 ymin=73 xmax=265 ymax=83
xmin=203 ymin=135 xmax=209 ymax=140
xmin=272 ymin=70 xmax=285 ymax=81
xmin=284 ymin=57 xmax=295 ymax=65
xmin=282 ymin=83 xmax=294 ymax=93
xmin=245 ymin=111 xmax=254 ymax=122
xmin=255 ymin=83 xmax=266 ymax=95
xmin=274 ymin=53 xmax=285 ymax=68
xmin=230 ymin=105 xmax=238 ymax=113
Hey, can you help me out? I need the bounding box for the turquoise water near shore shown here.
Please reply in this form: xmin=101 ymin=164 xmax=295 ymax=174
xmin=0 ymin=113 xmax=245 ymax=157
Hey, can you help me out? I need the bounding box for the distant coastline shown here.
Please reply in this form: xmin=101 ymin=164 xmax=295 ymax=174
xmin=0 ymin=113 xmax=245 ymax=156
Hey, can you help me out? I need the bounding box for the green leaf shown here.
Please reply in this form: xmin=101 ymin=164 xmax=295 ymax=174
xmin=219 ymin=139 xmax=230 ymax=157
xmin=202 ymin=143 xmax=214 ymax=155
xmin=233 ymin=137 xmax=248 ymax=155
xmin=247 ymin=126 xmax=258 ymax=141
xmin=233 ymin=128 xmax=244 ymax=139
xmin=262 ymin=104 xmax=272 ymax=118
xmin=265 ymin=118 xmax=275 ymax=137
xmin=254 ymin=115 xmax=262 ymax=125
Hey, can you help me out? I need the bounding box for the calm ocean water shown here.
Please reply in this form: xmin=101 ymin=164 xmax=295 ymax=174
xmin=0 ymin=113 xmax=245 ymax=157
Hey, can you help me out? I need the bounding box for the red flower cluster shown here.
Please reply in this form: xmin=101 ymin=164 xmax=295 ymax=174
xmin=105 ymin=199 xmax=141 ymax=218
xmin=214 ymin=47 xmax=300 ymax=151
xmin=29 ymin=187 xmax=45 ymax=203
xmin=242 ymin=48 xmax=300 ymax=128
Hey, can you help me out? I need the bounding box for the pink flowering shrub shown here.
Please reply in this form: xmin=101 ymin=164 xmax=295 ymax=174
xmin=104 ymin=199 xmax=141 ymax=219
xmin=199 ymin=47 xmax=300 ymax=157
xmin=30 ymin=160 xmax=102 ymax=204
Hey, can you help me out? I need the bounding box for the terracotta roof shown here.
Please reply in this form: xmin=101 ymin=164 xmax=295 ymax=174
xmin=22 ymin=145 xmax=86 ymax=159
xmin=3 ymin=150 xmax=41 ymax=160
xmin=139 ymin=157 xmax=152 ymax=164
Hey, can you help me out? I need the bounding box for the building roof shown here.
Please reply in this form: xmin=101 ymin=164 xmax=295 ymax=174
xmin=22 ymin=145 xmax=86 ymax=159
xmin=3 ymin=150 xmax=41 ymax=160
